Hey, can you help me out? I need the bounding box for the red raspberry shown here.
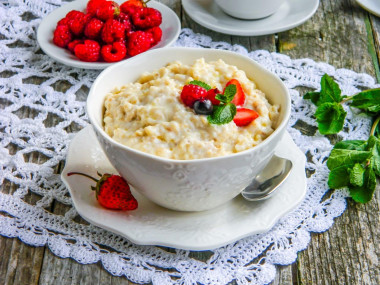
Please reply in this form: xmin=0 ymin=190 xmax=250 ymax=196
xmin=86 ymin=0 xmax=107 ymax=16
xmin=206 ymin=88 xmax=221 ymax=105
xmin=120 ymin=2 xmax=144 ymax=15
xmin=84 ymin=18 xmax=104 ymax=40
xmin=57 ymin=17 xmax=69 ymax=26
xmin=74 ymin=39 xmax=100 ymax=62
xmin=116 ymin=13 xmax=133 ymax=33
xmin=180 ymin=84 xmax=207 ymax=108
xmin=127 ymin=31 xmax=153 ymax=56
xmin=132 ymin=7 xmax=162 ymax=29
xmin=96 ymin=1 xmax=120 ymax=21
xmin=65 ymin=10 xmax=83 ymax=21
xmin=67 ymin=39 xmax=84 ymax=53
xmin=67 ymin=11 xmax=91 ymax=36
xmin=145 ymin=26 xmax=162 ymax=45
xmin=101 ymin=42 xmax=127 ymax=62
xmin=101 ymin=19 xmax=126 ymax=44
xmin=53 ymin=25 xmax=72 ymax=48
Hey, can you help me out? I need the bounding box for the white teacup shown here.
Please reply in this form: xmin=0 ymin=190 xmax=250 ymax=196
xmin=215 ymin=0 xmax=285 ymax=20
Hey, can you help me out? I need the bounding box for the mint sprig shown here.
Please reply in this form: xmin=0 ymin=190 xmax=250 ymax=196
xmin=304 ymin=73 xmax=380 ymax=203
xmin=304 ymin=74 xmax=380 ymax=135
xmin=207 ymin=84 xmax=237 ymax=125
xmin=188 ymin=80 xmax=212 ymax=91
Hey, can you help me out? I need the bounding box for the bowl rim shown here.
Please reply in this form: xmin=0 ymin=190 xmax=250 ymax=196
xmin=87 ymin=47 xmax=291 ymax=163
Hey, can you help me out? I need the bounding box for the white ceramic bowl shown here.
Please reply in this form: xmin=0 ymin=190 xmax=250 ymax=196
xmin=87 ymin=47 xmax=291 ymax=211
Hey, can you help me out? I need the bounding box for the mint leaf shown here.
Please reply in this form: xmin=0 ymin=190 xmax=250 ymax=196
xmin=367 ymin=136 xmax=380 ymax=175
xmin=303 ymin=91 xmax=320 ymax=105
xmin=215 ymin=84 xmax=236 ymax=103
xmin=320 ymin=74 xmax=343 ymax=104
xmin=207 ymin=103 xmax=236 ymax=125
xmin=188 ymin=80 xmax=212 ymax=91
xmin=328 ymin=165 xmax=351 ymax=188
xmin=314 ymin=102 xmax=347 ymax=134
xmin=327 ymin=148 xmax=370 ymax=170
xmin=333 ymin=139 xmax=367 ymax=151
xmin=351 ymin=88 xmax=380 ymax=113
xmin=349 ymin=167 xmax=377 ymax=203
xmin=349 ymin=163 xmax=365 ymax=187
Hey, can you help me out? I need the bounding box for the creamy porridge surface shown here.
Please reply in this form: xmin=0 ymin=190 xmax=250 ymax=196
xmin=103 ymin=58 xmax=279 ymax=160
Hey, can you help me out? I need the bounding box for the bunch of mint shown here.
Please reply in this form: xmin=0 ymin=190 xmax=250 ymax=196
xmin=207 ymin=84 xmax=237 ymax=125
xmin=304 ymin=74 xmax=380 ymax=203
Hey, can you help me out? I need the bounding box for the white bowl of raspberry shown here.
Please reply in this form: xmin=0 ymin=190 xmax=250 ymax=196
xmin=37 ymin=0 xmax=180 ymax=69
xmin=87 ymin=47 xmax=291 ymax=211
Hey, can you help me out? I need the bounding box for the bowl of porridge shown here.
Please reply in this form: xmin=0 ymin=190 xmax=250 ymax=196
xmin=87 ymin=47 xmax=290 ymax=211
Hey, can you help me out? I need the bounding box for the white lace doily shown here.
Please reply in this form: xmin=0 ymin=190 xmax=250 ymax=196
xmin=1 ymin=1 xmax=379 ymax=284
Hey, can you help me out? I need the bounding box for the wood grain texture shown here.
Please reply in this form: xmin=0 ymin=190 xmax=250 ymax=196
xmin=0 ymin=1 xmax=379 ymax=285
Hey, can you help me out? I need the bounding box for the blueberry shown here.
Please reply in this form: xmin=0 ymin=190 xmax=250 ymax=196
xmin=194 ymin=99 xmax=213 ymax=115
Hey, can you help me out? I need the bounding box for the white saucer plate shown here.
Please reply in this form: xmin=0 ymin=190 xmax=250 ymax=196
xmin=61 ymin=126 xmax=307 ymax=250
xmin=37 ymin=0 xmax=181 ymax=69
xmin=182 ymin=0 xmax=319 ymax=36
xmin=357 ymin=0 xmax=380 ymax=17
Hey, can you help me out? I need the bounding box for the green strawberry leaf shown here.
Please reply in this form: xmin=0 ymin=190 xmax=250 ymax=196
xmin=351 ymin=88 xmax=380 ymax=113
xmin=207 ymin=103 xmax=236 ymax=125
xmin=188 ymin=80 xmax=212 ymax=91
xmin=314 ymin=102 xmax=347 ymax=134
xmin=320 ymin=74 xmax=343 ymax=104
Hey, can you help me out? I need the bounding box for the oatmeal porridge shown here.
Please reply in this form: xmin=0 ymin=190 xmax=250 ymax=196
xmin=103 ymin=58 xmax=279 ymax=160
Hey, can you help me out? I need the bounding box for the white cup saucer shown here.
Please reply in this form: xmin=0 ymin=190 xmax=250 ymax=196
xmin=61 ymin=126 xmax=307 ymax=250
xmin=182 ymin=0 xmax=319 ymax=36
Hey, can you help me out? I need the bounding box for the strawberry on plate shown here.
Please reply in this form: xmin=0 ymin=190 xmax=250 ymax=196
xmin=67 ymin=171 xmax=138 ymax=211
xmin=233 ymin=108 xmax=259 ymax=126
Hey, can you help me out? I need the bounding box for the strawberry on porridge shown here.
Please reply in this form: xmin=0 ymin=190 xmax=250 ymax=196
xmin=103 ymin=58 xmax=280 ymax=160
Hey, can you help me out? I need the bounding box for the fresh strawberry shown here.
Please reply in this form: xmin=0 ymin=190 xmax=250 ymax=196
xmin=74 ymin=39 xmax=100 ymax=62
xmin=206 ymin=88 xmax=221 ymax=105
xmin=67 ymin=39 xmax=84 ymax=53
xmin=132 ymin=7 xmax=162 ymax=29
xmin=224 ymin=79 xmax=245 ymax=106
xmin=86 ymin=0 xmax=107 ymax=16
xmin=101 ymin=18 xmax=126 ymax=44
xmin=96 ymin=1 xmax=120 ymax=21
xmin=101 ymin=41 xmax=127 ymax=62
xmin=180 ymin=84 xmax=208 ymax=108
xmin=120 ymin=3 xmax=142 ymax=16
xmin=53 ymin=24 xmax=72 ymax=48
xmin=127 ymin=30 xmax=153 ymax=56
xmin=67 ymin=172 xmax=138 ymax=211
xmin=233 ymin=108 xmax=259 ymax=126
xmin=121 ymin=0 xmax=151 ymax=10
xmin=145 ymin=26 xmax=162 ymax=45
xmin=84 ymin=18 xmax=104 ymax=40
xmin=116 ymin=12 xmax=133 ymax=33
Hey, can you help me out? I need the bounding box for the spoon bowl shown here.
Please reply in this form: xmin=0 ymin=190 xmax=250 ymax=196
xmin=241 ymin=155 xmax=293 ymax=201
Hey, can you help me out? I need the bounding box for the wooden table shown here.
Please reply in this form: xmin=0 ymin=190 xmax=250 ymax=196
xmin=1 ymin=0 xmax=379 ymax=284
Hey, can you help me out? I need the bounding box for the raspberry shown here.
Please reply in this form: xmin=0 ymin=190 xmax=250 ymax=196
xmin=120 ymin=1 xmax=144 ymax=15
xmin=96 ymin=1 xmax=120 ymax=21
xmin=101 ymin=42 xmax=127 ymax=62
xmin=67 ymin=11 xmax=91 ymax=36
xmin=127 ymin=31 xmax=153 ymax=56
xmin=180 ymin=84 xmax=207 ymax=108
xmin=57 ymin=17 xmax=69 ymax=26
xmin=67 ymin=39 xmax=84 ymax=53
xmin=86 ymin=0 xmax=107 ymax=16
xmin=74 ymin=39 xmax=100 ymax=62
xmin=65 ymin=10 xmax=83 ymax=21
xmin=84 ymin=18 xmax=104 ymax=39
xmin=101 ymin=19 xmax=126 ymax=44
xmin=206 ymin=88 xmax=221 ymax=105
xmin=145 ymin=26 xmax=162 ymax=45
xmin=53 ymin=25 xmax=72 ymax=48
xmin=132 ymin=7 xmax=162 ymax=29
xmin=117 ymin=13 xmax=133 ymax=32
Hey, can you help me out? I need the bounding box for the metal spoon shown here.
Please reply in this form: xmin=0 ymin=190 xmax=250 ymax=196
xmin=241 ymin=155 xmax=293 ymax=201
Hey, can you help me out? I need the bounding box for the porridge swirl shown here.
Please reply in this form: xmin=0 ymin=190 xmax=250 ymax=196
xmin=103 ymin=58 xmax=279 ymax=160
